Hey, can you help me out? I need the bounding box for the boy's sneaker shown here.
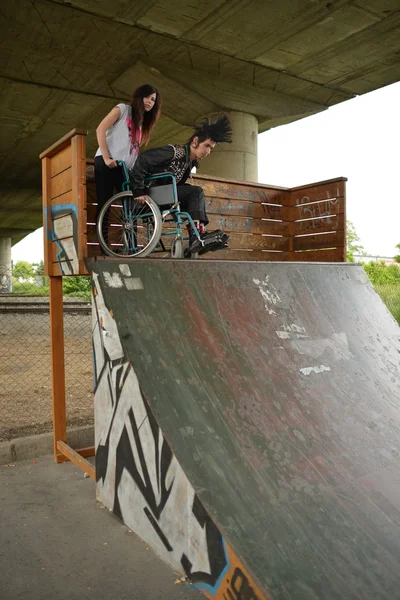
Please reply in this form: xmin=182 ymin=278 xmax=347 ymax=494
xmin=189 ymin=229 xmax=229 ymax=256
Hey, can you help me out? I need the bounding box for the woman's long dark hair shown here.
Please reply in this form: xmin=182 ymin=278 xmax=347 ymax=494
xmin=130 ymin=84 xmax=161 ymax=147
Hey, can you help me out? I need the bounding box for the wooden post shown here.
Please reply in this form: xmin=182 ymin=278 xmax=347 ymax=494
xmin=287 ymin=190 xmax=295 ymax=261
xmin=49 ymin=275 xmax=67 ymax=462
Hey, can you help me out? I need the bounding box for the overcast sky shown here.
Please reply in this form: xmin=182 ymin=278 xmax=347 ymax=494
xmin=12 ymin=81 xmax=400 ymax=263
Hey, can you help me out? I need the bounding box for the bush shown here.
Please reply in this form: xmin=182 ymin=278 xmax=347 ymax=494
xmin=363 ymin=261 xmax=400 ymax=285
xmin=363 ymin=261 xmax=400 ymax=325
xmin=11 ymin=277 xmax=49 ymax=295
xmin=62 ymin=276 xmax=91 ymax=301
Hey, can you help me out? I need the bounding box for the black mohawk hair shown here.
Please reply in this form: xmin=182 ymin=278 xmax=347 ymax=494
xmin=193 ymin=112 xmax=233 ymax=144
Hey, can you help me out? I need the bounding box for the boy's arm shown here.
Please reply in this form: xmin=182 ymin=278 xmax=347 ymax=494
xmin=131 ymin=146 xmax=175 ymax=198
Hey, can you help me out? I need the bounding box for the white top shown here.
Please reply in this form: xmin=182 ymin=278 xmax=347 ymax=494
xmin=95 ymin=103 xmax=142 ymax=171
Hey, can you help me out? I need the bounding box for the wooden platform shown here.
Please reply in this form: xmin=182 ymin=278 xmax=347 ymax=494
xmin=40 ymin=129 xmax=347 ymax=277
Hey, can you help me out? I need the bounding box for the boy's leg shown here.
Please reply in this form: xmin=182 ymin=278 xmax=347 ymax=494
xmin=177 ymin=185 xmax=229 ymax=255
xmin=177 ymin=185 xmax=209 ymax=226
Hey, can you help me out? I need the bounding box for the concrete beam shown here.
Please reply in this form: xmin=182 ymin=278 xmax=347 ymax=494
xmin=111 ymin=60 xmax=219 ymax=126
xmin=0 ymin=238 xmax=12 ymax=292
xmin=149 ymin=59 xmax=327 ymax=121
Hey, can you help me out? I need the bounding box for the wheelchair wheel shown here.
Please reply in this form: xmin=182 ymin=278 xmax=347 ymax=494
xmin=171 ymin=237 xmax=184 ymax=259
xmin=97 ymin=191 xmax=162 ymax=258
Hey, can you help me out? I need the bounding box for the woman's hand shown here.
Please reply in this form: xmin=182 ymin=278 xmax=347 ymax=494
xmin=135 ymin=195 xmax=152 ymax=205
xmin=104 ymin=157 xmax=118 ymax=169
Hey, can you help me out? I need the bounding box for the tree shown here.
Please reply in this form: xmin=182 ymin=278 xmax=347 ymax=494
xmin=394 ymin=243 xmax=400 ymax=264
xmin=32 ymin=260 xmax=45 ymax=275
xmin=346 ymin=221 xmax=366 ymax=262
xmin=12 ymin=260 xmax=35 ymax=280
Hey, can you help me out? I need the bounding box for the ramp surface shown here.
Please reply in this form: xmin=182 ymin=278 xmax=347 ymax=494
xmin=90 ymin=258 xmax=400 ymax=599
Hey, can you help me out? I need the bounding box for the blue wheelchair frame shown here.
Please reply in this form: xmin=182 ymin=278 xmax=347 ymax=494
xmin=117 ymin=160 xmax=202 ymax=254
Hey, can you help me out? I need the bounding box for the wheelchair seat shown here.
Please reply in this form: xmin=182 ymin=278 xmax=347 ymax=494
xmin=148 ymin=183 xmax=175 ymax=207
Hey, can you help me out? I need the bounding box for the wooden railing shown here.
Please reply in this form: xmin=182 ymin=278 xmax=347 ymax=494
xmin=41 ymin=129 xmax=347 ymax=276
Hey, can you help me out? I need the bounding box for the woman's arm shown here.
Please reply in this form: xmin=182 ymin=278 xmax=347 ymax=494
xmin=96 ymin=106 xmax=121 ymax=168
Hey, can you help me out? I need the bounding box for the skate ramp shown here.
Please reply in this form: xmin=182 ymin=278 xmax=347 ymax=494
xmin=90 ymin=258 xmax=400 ymax=600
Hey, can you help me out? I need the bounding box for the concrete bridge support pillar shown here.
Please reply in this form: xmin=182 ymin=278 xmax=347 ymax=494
xmin=0 ymin=237 xmax=12 ymax=293
xmin=199 ymin=111 xmax=258 ymax=183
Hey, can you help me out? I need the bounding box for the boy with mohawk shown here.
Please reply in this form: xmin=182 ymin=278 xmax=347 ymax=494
xmin=130 ymin=113 xmax=233 ymax=256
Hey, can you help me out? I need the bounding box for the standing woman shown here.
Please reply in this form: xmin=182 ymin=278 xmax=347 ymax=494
xmin=94 ymin=84 xmax=161 ymax=231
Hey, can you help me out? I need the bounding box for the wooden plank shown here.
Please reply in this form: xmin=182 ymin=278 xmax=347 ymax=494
xmin=49 ymin=190 xmax=74 ymax=208
xmin=194 ymin=172 xmax=289 ymax=193
xmin=86 ymin=181 xmax=97 ymax=203
xmin=294 ymin=231 xmax=345 ymax=251
xmin=77 ymin=446 xmax=95 ymax=458
xmin=52 ymin=221 xmax=74 ymax=241
xmin=86 ymin=203 xmax=97 ymax=222
xmin=256 ymin=203 xmax=291 ymax=221
xmin=228 ymin=233 xmax=290 ymax=251
xmin=56 ymin=441 xmax=95 ymax=480
xmin=56 ymin=446 xmax=95 ymax=462
xmin=86 ymin=225 xmax=98 ymax=243
xmin=86 ymin=194 xmax=291 ymax=221
xmin=207 ymin=215 xmax=290 ymax=236
xmin=291 ymin=181 xmax=346 ymax=205
xmin=71 ymin=133 xmax=87 ymax=269
xmin=205 ymin=197 xmax=291 ymax=221
xmin=201 ymin=250 xmax=289 ymax=261
xmin=50 ymin=168 xmax=73 ymax=200
xmin=294 ymin=213 xmax=345 ymax=235
xmin=293 ymin=248 xmax=345 ymax=262
xmin=49 ymin=276 xmax=67 ymax=463
xmin=293 ymin=196 xmax=345 ymax=222
xmin=42 ymin=157 xmax=53 ymax=277
xmin=85 ymin=218 xmax=290 ymax=244
xmin=291 ymin=176 xmax=347 ymax=192
xmin=50 ymin=145 xmax=72 ymax=178
xmin=39 ymin=128 xmax=87 ymax=159
xmin=200 ymin=180 xmax=290 ymax=204
xmin=87 ymin=243 xmax=102 ymax=257
xmin=51 ymin=250 xmax=80 ymax=275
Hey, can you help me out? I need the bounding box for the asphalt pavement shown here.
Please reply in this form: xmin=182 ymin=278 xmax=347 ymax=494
xmin=0 ymin=455 xmax=200 ymax=600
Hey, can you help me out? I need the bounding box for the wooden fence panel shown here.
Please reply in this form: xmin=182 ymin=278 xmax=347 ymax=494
xmin=291 ymin=178 xmax=346 ymax=261
xmin=40 ymin=129 xmax=88 ymax=275
xmin=42 ymin=136 xmax=347 ymax=268
xmin=291 ymin=179 xmax=346 ymax=204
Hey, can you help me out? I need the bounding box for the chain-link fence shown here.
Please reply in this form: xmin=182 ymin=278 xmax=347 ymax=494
xmin=0 ymin=265 xmax=93 ymax=442
xmin=362 ymin=261 xmax=400 ymax=326
xmin=374 ymin=283 xmax=400 ymax=325
xmin=1 ymin=257 xmax=399 ymax=443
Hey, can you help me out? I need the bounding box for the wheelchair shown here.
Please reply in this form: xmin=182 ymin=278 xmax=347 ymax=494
xmin=96 ymin=160 xmax=201 ymax=259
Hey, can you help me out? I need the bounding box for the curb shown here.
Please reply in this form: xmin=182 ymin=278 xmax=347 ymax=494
xmin=0 ymin=425 xmax=94 ymax=465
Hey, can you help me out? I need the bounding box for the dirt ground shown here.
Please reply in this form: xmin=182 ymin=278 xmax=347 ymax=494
xmin=0 ymin=308 xmax=94 ymax=441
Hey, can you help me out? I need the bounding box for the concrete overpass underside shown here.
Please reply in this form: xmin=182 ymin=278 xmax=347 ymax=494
xmin=1 ymin=0 xmax=399 ymax=247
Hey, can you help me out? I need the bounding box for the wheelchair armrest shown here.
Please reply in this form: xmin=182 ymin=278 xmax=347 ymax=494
xmin=145 ymin=173 xmax=177 ymax=185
